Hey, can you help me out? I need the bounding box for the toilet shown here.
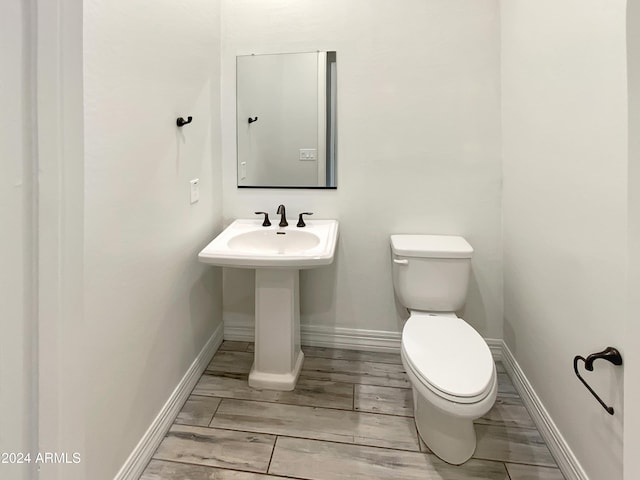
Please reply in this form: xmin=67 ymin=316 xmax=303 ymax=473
xmin=390 ymin=234 xmax=497 ymax=465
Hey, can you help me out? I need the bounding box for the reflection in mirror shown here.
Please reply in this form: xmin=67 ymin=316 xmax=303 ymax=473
xmin=237 ymin=51 xmax=337 ymax=188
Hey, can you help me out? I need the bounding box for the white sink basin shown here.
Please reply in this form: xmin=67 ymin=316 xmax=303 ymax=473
xmin=198 ymin=219 xmax=339 ymax=268
xmin=228 ymin=230 xmax=320 ymax=254
xmin=198 ymin=217 xmax=339 ymax=391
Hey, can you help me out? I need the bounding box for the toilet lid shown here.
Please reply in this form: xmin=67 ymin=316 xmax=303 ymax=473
xmin=402 ymin=314 xmax=494 ymax=399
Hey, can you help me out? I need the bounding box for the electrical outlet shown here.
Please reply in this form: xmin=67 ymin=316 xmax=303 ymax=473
xmin=190 ymin=178 xmax=199 ymax=204
xmin=299 ymin=148 xmax=317 ymax=161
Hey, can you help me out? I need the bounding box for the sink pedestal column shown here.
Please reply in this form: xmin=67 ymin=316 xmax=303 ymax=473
xmin=249 ymin=268 xmax=304 ymax=391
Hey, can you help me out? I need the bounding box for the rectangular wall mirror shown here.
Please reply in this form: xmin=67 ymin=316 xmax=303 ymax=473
xmin=237 ymin=51 xmax=337 ymax=188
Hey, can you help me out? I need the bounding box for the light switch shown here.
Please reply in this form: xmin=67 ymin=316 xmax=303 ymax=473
xmin=299 ymin=149 xmax=317 ymax=161
xmin=190 ymin=178 xmax=199 ymax=204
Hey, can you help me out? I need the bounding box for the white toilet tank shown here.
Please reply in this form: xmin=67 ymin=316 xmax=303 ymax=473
xmin=390 ymin=234 xmax=473 ymax=312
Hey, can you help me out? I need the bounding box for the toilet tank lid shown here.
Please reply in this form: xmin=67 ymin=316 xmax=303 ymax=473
xmin=390 ymin=234 xmax=473 ymax=259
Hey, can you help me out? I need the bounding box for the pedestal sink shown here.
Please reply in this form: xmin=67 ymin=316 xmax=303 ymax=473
xmin=198 ymin=219 xmax=339 ymax=390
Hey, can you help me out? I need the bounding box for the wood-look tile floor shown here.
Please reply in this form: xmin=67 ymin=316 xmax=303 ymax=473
xmin=140 ymin=342 xmax=566 ymax=480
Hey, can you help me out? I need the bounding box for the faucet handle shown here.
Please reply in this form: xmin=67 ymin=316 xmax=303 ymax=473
xmin=254 ymin=211 xmax=271 ymax=227
xmin=297 ymin=212 xmax=313 ymax=228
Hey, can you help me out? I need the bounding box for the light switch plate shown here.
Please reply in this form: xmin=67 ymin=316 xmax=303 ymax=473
xmin=190 ymin=178 xmax=199 ymax=204
xmin=299 ymin=148 xmax=317 ymax=161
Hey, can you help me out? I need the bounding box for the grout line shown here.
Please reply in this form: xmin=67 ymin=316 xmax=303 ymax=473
xmin=212 ymin=350 xmax=408 ymax=369
xmin=472 ymin=453 xmax=559 ymax=469
xmin=267 ymin=430 xmax=424 ymax=455
xmin=208 ymin=398 xmax=225 ymax=427
xmin=414 ymin=419 xmax=426 ymax=454
xmin=198 ymin=375 xmax=541 ymax=425
xmin=201 ymin=370 xmax=360 ymax=386
xmin=474 ymin=421 xmax=551 ymax=435
xmin=473 ymin=419 xmax=541 ymax=431
xmin=335 ymin=382 xmax=411 ymax=391
xmin=299 ymin=376 xmax=410 ymax=390
xmin=474 ymin=423 xmax=541 ymax=431
xmin=166 ymin=424 xmax=557 ymax=471
xmin=494 ymin=391 xmax=527 ymax=402
xmin=168 ymin=424 xmax=424 ymax=455
xmin=187 ymin=393 xmax=222 ymax=400
xmin=160 ymin=412 xmax=558 ymax=471
xmin=352 ymin=383 xmax=356 ymax=411
xmin=202 ymin=370 xmax=250 ymax=379
xmin=505 ymin=462 xmax=513 ymax=480
xmin=152 ymin=444 xmax=533 ymax=479
xmin=211 ymin=350 xmax=254 ymax=356
xmin=199 ymin=394 xmax=414 ymax=419
xmin=194 ymin=391 xmax=355 ymax=414
xmin=152 ymin=457 xmax=308 ymax=480
xmin=497 ymin=392 xmax=522 ymax=399
xmin=502 ymin=462 xmax=565 ymax=472
xmin=266 ymin=435 xmax=278 ymax=473
xmin=200 ymin=369 xmax=412 ymax=390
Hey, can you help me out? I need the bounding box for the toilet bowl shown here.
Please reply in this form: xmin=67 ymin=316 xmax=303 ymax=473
xmin=390 ymin=234 xmax=497 ymax=465
xmin=401 ymin=311 xmax=497 ymax=464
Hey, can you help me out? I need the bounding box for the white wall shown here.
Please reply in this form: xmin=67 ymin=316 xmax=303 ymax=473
xmin=83 ymin=1 xmax=223 ymax=478
xmin=626 ymin=2 xmax=640 ymax=479
xmin=36 ymin=1 xmax=86 ymax=478
xmin=237 ymin=52 xmax=320 ymax=186
xmin=501 ymin=1 xmax=627 ymax=479
xmin=221 ymin=0 xmax=503 ymax=340
xmin=0 ymin=1 xmax=34 ymax=479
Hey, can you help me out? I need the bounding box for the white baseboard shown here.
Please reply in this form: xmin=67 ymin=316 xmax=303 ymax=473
xmin=485 ymin=338 xmax=503 ymax=362
xmin=501 ymin=340 xmax=587 ymax=480
xmin=301 ymin=325 xmax=401 ymax=352
xmin=224 ymin=316 xmax=504 ymax=359
xmin=224 ymin=318 xmax=401 ymax=353
xmin=223 ymin=315 xmax=254 ymax=342
xmin=114 ymin=322 xmax=224 ymax=480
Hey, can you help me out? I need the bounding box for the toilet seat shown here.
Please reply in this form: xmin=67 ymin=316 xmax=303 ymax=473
xmin=401 ymin=312 xmax=495 ymax=404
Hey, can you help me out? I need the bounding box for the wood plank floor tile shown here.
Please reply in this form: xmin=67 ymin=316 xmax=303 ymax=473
xmin=268 ymin=437 xmax=510 ymax=480
xmin=150 ymin=346 xmax=562 ymax=480
xmin=210 ymin=398 xmax=420 ymax=451
xmin=354 ymin=384 xmax=413 ymax=417
xmin=152 ymin=424 xmax=275 ymax=473
xmin=220 ymin=341 xmax=251 ymax=352
xmin=206 ymin=351 xmax=254 ymax=375
xmin=418 ymin=436 xmax=432 ymax=453
xmin=497 ymin=373 xmax=519 ymax=397
xmin=246 ymin=344 xmax=402 ymax=365
xmin=474 ymin=424 xmax=557 ymax=467
xmin=175 ymin=395 xmax=221 ymax=427
xmin=476 ymin=395 xmax=537 ymax=429
xmin=193 ymin=373 xmax=353 ymax=410
xmin=302 ymin=346 xmax=402 ymax=365
xmin=141 ymin=459 xmax=287 ymax=479
xmin=506 ymin=463 xmax=566 ymax=480
xmin=301 ymin=356 xmax=410 ymax=388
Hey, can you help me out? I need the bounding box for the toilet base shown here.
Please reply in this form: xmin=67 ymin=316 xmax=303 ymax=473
xmin=414 ymin=389 xmax=477 ymax=465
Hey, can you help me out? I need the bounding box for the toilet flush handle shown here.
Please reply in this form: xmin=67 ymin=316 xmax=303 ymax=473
xmin=393 ymin=259 xmax=409 ymax=265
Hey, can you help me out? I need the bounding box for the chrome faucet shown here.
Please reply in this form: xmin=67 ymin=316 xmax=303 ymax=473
xmin=276 ymin=204 xmax=288 ymax=227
